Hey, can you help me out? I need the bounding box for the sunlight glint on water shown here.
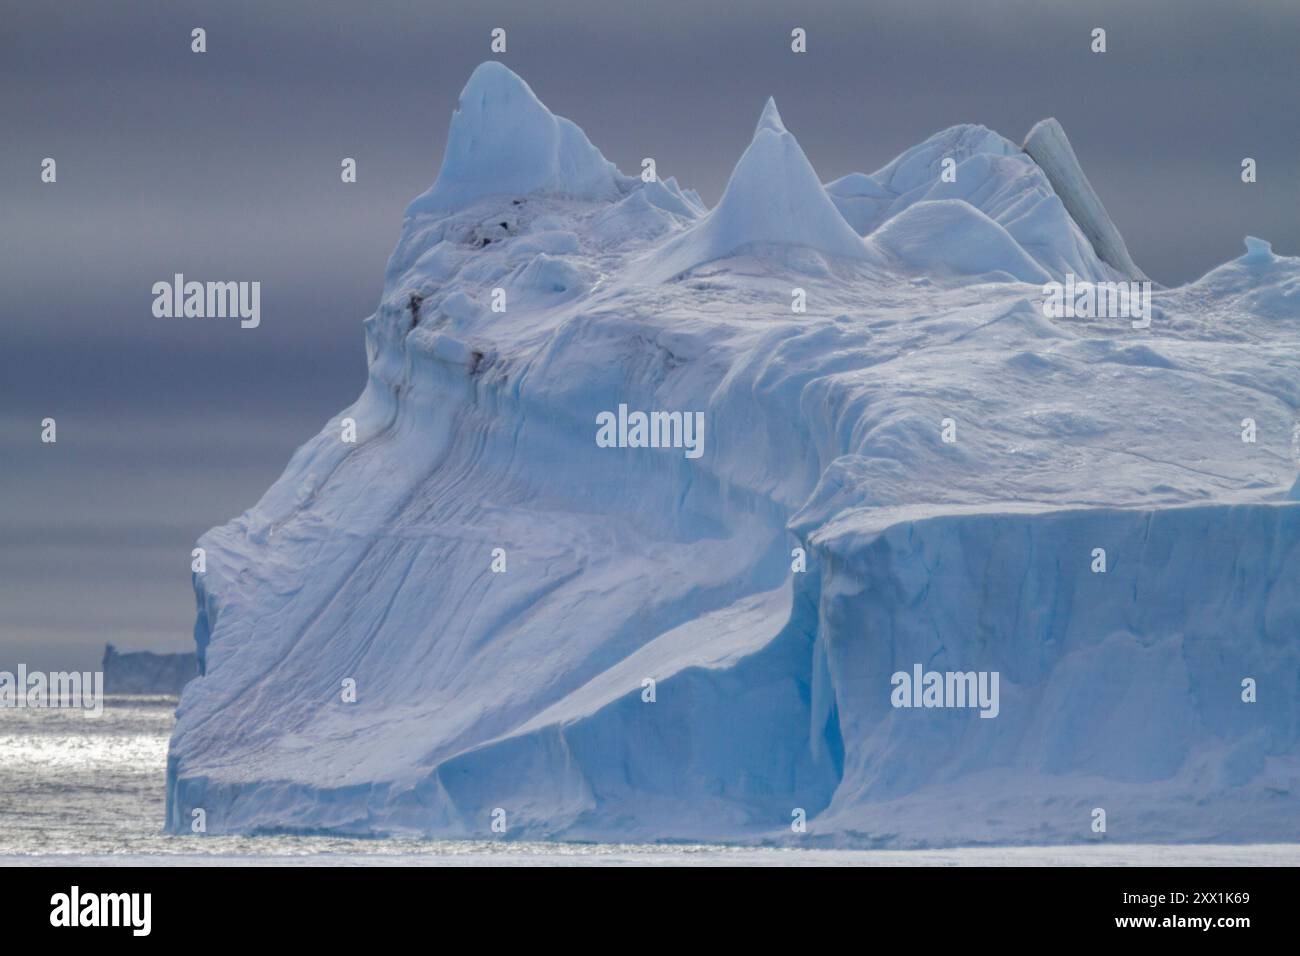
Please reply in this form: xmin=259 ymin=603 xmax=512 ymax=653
xmin=2 ymin=699 xmax=1297 ymax=865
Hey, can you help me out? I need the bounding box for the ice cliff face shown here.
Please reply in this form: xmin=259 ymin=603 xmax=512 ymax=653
xmin=168 ymin=63 xmax=1300 ymax=846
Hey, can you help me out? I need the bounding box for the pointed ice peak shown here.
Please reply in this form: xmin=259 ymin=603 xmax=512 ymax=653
xmin=755 ymin=97 xmax=785 ymax=135
xmin=406 ymin=61 xmax=626 ymax=216
xmin=1022 ymin=117 xmax=1148 ymax=281
xmin=651 ymin=102 xmax=867 ymax=273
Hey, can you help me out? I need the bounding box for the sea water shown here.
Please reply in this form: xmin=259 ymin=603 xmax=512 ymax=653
xmin=2 ymin=698 xmax=1296 ymax=866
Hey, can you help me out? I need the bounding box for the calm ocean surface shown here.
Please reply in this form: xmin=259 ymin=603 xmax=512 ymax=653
xmin=2 ymin=698 xmax=1296 ymax=866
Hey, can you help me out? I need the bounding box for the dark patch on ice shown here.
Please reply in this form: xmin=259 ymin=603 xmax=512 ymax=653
xmin=407 ymin=292 xmax=424 ymax=328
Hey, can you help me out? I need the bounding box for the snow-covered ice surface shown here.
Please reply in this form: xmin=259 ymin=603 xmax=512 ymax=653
xmin=169 ymin=63 xmax=1300 ymax=848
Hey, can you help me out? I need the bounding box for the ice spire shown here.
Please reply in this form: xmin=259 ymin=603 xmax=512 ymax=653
xmin=755 ymin=97 xmax=785 ymax=135
xmin=406 ymin=62 xmax=624 ymax=215
xmin=1022 ymin=118 xmax=1148 ymax=281
xmin=653 ymin=97 xmax=867 ymax=273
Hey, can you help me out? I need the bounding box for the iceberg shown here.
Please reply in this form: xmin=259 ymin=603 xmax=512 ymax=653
xmin=103 ymin=644 xmax=199 ymax=696
xmin=168 ymin=63 xmax=1300 ymax=846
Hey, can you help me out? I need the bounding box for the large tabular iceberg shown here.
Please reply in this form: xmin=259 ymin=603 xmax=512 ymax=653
xmin=168 ymin=63 xmax=1300 ymax=846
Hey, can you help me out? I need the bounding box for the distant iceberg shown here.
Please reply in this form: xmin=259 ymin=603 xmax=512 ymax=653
xmin=104 ymin=644 xmax=198 ymax=696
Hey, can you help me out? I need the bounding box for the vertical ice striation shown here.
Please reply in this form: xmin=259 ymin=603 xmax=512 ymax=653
xmin=1022 ymin=118 xmax=1149 ymax=281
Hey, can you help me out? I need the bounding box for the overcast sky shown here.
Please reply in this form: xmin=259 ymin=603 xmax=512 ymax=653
xmin=3 ymin=0 xmax=1297 ymax=669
